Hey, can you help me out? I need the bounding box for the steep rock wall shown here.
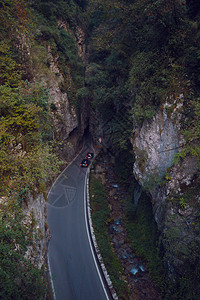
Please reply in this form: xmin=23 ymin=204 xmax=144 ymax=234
xmin=24 ymin=193 xmax=49 ymax=270
xmin=18 ymin=21 xmax=88 ymax=161
xmin=45 ymin=45 xmax=81 ymax=160
xmin=39 ymin=22 xmax=88 ymax=161
xmin=133 ymin=99 xmax=183 ymax=184
xmin=132 ymin=99 xmax=200 ymax=278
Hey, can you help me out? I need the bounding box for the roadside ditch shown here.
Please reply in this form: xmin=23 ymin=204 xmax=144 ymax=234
xmin=89 ymin=149 xmax=162 ymax=300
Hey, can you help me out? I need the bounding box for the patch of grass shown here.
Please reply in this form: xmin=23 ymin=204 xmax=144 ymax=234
xmin=89 ymin=175 xmax=128 ymax=299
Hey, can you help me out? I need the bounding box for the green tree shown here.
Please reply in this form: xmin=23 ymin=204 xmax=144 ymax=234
xmin=0 ymin=83 xmax=61 ymax=197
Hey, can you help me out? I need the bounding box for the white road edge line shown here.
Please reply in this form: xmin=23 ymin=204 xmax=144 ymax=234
xmin=84 ymin=169 xmax=110 ymax=300
xmin=47 ymin=255 xmax=56 ymax=300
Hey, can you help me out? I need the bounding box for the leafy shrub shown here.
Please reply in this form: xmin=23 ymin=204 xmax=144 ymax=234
xmin=0 ymin=199 xmax=46 ymax=300
xmin=0 ymin=83 xmax=62 ymax=197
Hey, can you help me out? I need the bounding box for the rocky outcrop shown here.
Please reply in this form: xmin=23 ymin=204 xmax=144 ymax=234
xmin=57 ymin=20 xmax=88 ymax=66
xmin=17 ymin=20 xmax=88 ymax=162
xmin=133 ymin=98 xmax=185 ymax=230
xmin=132 ymin=98 xmax=200 ymax=281
xmin=40 ymin=21 xmax=88 ymax=161
xmin=46 ymin=45 xmax=82 ymax=161
xmin=23 ymin=193 xmax=49 ymax=269
xmin=133 ymin=98 xmax=184 ymax=184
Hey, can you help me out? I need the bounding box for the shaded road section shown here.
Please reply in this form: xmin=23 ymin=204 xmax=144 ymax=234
xmin=47 ymin=144 xmax=108 ymax=300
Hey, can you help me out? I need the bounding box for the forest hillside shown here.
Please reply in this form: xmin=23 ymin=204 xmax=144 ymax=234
xmin=0 ymin=0 xmax=200 ymax=299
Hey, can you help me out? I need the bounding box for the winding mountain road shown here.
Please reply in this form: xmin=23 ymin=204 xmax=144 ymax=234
xmin=47 ymin=142 xmax=109 ymax=300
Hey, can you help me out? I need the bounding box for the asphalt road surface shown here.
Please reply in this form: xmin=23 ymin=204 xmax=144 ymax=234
xmin=47 ymin=143 xmax=108 ymax=300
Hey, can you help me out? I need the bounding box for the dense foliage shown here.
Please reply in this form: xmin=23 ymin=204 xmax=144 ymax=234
xmin=0 ymin=82 xmax=61 ymax=198
xmin=1 ymin=0 xmax=200 ymax=298
xmin=30 ymin=0 xmax=86 ymax=106
xmin=0 ymin=0 xmax=67 ymax=198
xmin=86 ymin=0 xmax=200 ymax=155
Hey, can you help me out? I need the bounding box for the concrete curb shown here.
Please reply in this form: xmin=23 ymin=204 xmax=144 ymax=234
xmin=86 ymin=163 xmax=118 ymax=300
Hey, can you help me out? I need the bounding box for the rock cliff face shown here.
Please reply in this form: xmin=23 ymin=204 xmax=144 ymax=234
xmin=133 ymin=99 xmax=183 ymax=184
xmin=133 ymin=99 xmax=200 ymax=278
xmin=18 ymin=22 xmax=88 ymax=162
xmin=45 ymin=44 xmax=82 ymax=160
xmin=39 ymin=23 xmax=88 ymax=161
xmin=24 ymin=193 xmax=49 ymax=270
